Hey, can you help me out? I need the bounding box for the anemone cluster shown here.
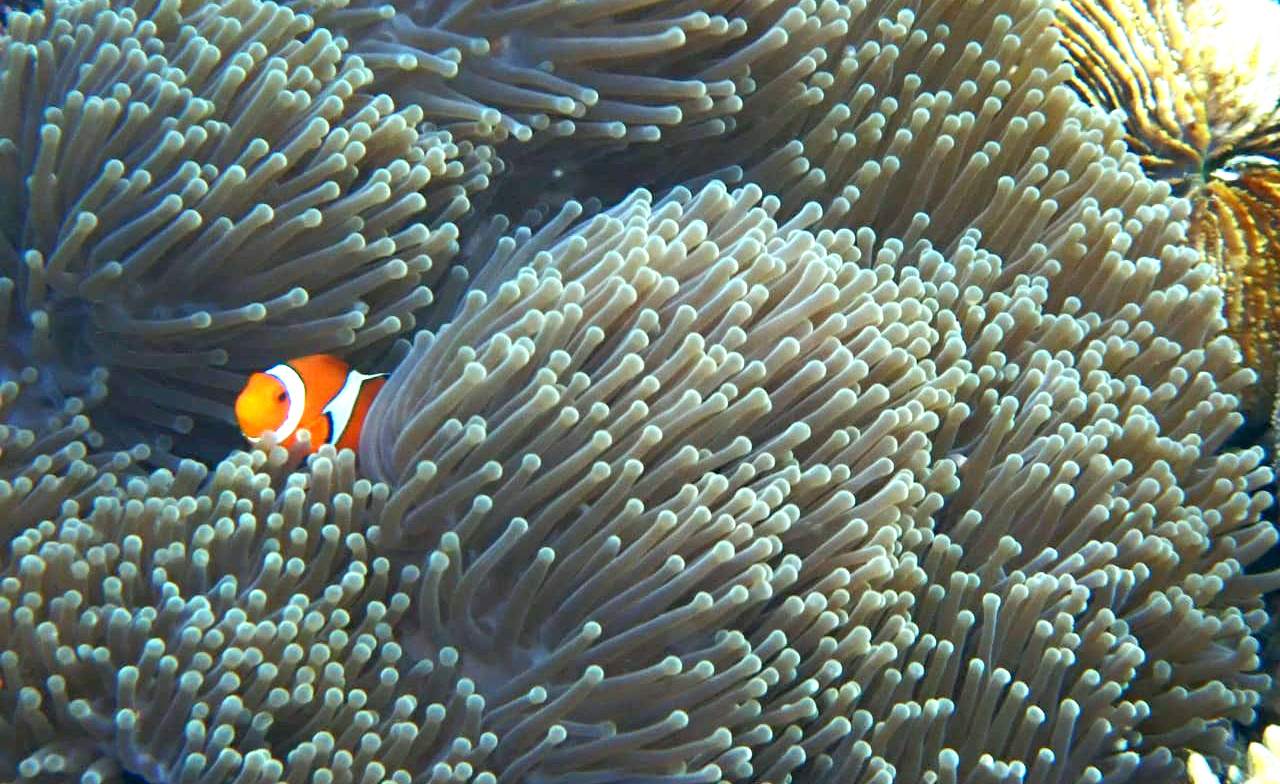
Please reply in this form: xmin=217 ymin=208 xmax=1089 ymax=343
xmin=1 ymin=0 xmax=1277 ymax=783
xmin=1189 ymin=725 xmax=1280 ymax=784
xmin=1055 ymin=0 xmax=1280 ymax=422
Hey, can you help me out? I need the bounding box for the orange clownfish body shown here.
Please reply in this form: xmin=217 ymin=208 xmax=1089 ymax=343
xmin=235 ymin=354 xmax=386 ymax=454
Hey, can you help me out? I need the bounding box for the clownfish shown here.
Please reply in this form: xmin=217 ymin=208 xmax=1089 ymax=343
xmin=235 ymin=354 xmax=386 ymax=454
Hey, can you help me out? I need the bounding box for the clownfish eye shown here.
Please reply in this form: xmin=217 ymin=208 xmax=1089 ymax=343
xmin=277 ymin=391 xmax=288 ymax=402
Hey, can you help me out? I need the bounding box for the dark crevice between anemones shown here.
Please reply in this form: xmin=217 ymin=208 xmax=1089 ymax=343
xmin=0 ymin=1 xmax=39 ymax=26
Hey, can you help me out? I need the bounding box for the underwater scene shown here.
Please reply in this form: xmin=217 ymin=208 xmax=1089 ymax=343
xmin=4 ymin=0 xmax=1280 ymax=781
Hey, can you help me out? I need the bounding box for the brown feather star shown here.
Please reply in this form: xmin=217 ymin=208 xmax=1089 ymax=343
xmin=1055 ymin=0 xmax=1280 ymax=422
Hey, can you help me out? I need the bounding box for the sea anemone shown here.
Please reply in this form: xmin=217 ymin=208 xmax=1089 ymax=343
xmin=356 ymin=0 xmax=1278 ymax=777
xmin=2 ymin=0 xmax=1276 ymax=781
xmin=1055 ymin=0 xmax=1280 ymax=421
xmin=359 ymin=166 xmax=1270 ymax=779
xmin=287 ymin=0 xmax=849 ymax=147
xmin=0 ymin=0 xmax=495 ymax=460
xmin=0 ymin=445 xmax=500 ymax=783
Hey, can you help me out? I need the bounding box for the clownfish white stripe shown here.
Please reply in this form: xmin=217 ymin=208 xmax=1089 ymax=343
xmin=323 ymin=370 xmax=386 ymax=446
xmin=265 ymin=362 xmax=308 ymax=443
